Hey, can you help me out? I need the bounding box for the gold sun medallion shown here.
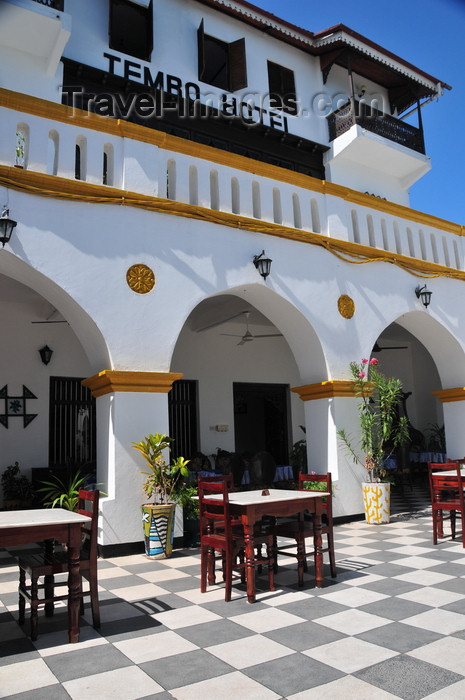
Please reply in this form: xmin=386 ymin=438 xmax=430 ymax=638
xmin=126 ymin=264 xmax=156 ymax=294
xmin=338 ymin=294 xmax=355 ymax=319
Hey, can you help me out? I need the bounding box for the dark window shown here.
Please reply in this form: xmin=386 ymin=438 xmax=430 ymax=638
xmin=49 ymin=377 xmax=96 ymax=470
xmin=75 ymin=144 xmax=81 ymax=180
xmin=109 ymin=0 xmax=153 ymax=61
xmin=267 ymin=60 xmax=297 ymax=115
xmin=198 ymin=20 xmax=247 ymax=92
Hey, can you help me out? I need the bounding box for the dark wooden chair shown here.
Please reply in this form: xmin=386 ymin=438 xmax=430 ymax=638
xmin=198 ymin=479 xmax=274 ymax=600
xmin=428 ymin=462 xmax=465 ymax=546
xmin=274 ymin=472 xmax=336 ymax=585
xmin=18 ymin=489 xmax=100 ymax=641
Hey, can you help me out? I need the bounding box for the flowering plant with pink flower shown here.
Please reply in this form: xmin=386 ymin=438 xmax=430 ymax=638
xmin=338 ymin=358 xmax=409 ymax=482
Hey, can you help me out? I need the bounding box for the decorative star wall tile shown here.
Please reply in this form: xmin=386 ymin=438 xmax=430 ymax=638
xmin=0 ymin=385 xmax=38 ymax=428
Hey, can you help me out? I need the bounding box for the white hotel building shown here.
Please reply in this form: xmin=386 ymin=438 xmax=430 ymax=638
xmin=0 ymin=0 xmax=462 ymax=554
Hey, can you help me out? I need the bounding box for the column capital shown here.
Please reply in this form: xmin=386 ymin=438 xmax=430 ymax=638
xmin=432 ymin=387 xmax=465 ymax=403
xmin=82 ymin=370 xmax=183 ymax=398
xmin=291 ymin=380 xmax=357 ymax=401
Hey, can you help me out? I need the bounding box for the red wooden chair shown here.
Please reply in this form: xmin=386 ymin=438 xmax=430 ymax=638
xmin=274 ymin=472 xmax=336 ymax=585
xmin=428 ymin=462 xmax=465 ymax=546
xmin=198 ymin=479 xmax=274 ymax=600
xmin=18 ymin=490 xmax=100 ymax=641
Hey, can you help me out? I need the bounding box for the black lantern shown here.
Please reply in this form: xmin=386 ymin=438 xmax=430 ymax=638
xmin=39 ymin=345 xmax=53 ymax=365
xmin=415 ymin=284 xmax=432 ymax=309
xmin=0 ymin=206 xmax=17 ymax=247
xmin=253 ymin=250 xmax=272 ymax=280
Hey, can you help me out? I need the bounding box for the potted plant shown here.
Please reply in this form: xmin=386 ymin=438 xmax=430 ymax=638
xmin=15 ymin=130 xmax=25 ymax=167
xmin=175 ymin=478 xmax=200 ymax=547
xmin=290 ymin=425 xmax=307 ymax=479
xmin=338 ymin=358 xmax=409 ymax=523
xmin=132 ymin=432 xmax=190 ymax=558
xmin=38 ymin=468 xmax=94 ymax=512
xmin=1 ymin=462 xmax=34 ymax=510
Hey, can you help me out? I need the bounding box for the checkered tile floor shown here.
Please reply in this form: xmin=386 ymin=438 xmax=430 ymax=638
xmin=2 ymin=483 xmax=465 ymax=699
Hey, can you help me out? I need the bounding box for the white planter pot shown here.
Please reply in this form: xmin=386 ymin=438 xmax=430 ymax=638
xmin=362 ymin=482 xmax=390 ymax=524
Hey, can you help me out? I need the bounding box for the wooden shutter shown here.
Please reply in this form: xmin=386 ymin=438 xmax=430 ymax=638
xmin=197 ymin=19 xmax=206 ymax=82
xmin=228 ymin=38 xmax=247 ymax=91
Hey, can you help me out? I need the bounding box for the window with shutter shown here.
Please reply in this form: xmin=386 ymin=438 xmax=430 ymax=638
xmin=198 ymin=20 xmax=247 ymax=92
xmin=267 ymin=60 xmax=297 ymax=115
xmin=109 ymin=0 xmax=153 ymax=61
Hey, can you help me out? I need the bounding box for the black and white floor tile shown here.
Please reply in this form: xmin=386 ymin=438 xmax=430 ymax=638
xmin=2 ymin=484 xmax=465 ymax=699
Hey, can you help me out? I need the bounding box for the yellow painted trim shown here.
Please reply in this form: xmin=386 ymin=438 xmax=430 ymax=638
xmin=81 ymin=370 xmax=183 ymax=398
xmin=1 ymin=87 xmax=464 ymax=236
xmin=1 ymin=165 xmax=465 ymax=282
xmin=432 ymin=388 xmax=465 ymax=403
xmin=291 ymin=381 xmax=359 ymax=400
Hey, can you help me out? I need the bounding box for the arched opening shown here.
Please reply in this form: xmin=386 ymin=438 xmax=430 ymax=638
xmin=170 ymin=290 xmax=326 ymax=477
xmin=0 ymin=267 xmax=109 ymax=509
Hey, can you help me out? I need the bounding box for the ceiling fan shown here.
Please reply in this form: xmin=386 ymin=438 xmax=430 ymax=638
xmin=194 ymin=309 xmax=249 ymax=333
xmin=31 ymin=308 xmax=67 ymax=324
xmin=373 ymin=342 xmax=408 ymax=352
xmin=221 ymin=311 xmax=283 ymax=346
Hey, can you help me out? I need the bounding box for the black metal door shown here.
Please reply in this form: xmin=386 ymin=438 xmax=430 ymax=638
xmin=168 ymin=379 xmax=198 ymax=460
xmin=48 ymin=377 xmax=96 ymax=469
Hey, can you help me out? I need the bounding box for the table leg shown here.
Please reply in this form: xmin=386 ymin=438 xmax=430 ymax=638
xmin=313 ymin=505 xmax=324 ymax=588
xmin=44 ymin=538 xmax=55 ymax=617
xmin=243 ymin=519 xmax=256 ymax=603
xmin=67 ymin=524 xmax=82 ymax=643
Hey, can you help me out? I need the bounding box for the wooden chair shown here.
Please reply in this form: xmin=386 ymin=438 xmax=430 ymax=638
xmin=198 ymin=479 xmax=274 ymax=600
xmin=428 ymin=462 xmax=465 ymax=546
xmin=18 ymin=490 xmax=100 ymax=641
xmin=274 ymin=472 xmax=336 ymax=585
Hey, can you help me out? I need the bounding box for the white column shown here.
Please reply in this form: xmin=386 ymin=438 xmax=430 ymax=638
xmin=295 ymin=382 xmax=366 ymax=519
xmin=442 ymin=401 xmax=465 ymax=460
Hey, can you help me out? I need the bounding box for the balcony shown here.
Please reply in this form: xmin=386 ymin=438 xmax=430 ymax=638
xmin=32 ymin=0 xmax=64 ymax=9
xmin=0 ymin=0 xmax=70 ymax=76
xmin=327 ymin=100 xmax=425 ymax=154
xmin=325 ymin=100 xmax=430 ymax=193
xmin=0 ymin=88 xmax=463 ymax=277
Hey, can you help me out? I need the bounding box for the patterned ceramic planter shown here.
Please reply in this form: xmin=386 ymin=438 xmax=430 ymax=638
xmin=362 ymin=482 xmax=390 ymax=524
xmin=141 ymin=503 xmax=176 ymax=558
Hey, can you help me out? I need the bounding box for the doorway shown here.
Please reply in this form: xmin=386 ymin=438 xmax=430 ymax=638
xmin=233 ymin=382 xmax=289 ymax=464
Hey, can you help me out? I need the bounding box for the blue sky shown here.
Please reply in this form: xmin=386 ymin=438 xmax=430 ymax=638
xmin=255 ymin=0 xmax=465 ymax=225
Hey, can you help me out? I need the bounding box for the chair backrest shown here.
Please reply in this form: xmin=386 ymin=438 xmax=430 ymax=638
xmin=197 ymin=472 xmax=234 ymax=491
xmin=198 ymin=479 xmax=232 ymax=538
xmin=428 ymin=462 xmax=465 ymax=509
xmin=77 ymin=489 xmax=99 ymax=559
xmin=298 ymin=472 xmax=332 ymax=517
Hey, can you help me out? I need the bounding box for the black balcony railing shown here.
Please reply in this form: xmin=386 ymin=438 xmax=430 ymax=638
xmin=31 ymin=0 xmax=64 ymax=10
xmin=327 ymin=100 xmax=425 ymax=155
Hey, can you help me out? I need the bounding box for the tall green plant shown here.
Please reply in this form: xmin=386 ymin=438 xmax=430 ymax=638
xmin=338 ymin=358 xmax=409 ymax=482
xmin=132 ymin=432 xmax=190 ymax=504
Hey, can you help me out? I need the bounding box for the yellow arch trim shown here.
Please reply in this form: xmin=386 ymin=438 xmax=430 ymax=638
xmin=82 ymin=370 xmax=183 ymax=398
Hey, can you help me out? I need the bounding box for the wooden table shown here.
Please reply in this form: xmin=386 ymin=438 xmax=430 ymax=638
xmin=226 ymin=489 xmax=327 ymax=603
xmin=0 ymin=508 xmax=90 ymax=643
